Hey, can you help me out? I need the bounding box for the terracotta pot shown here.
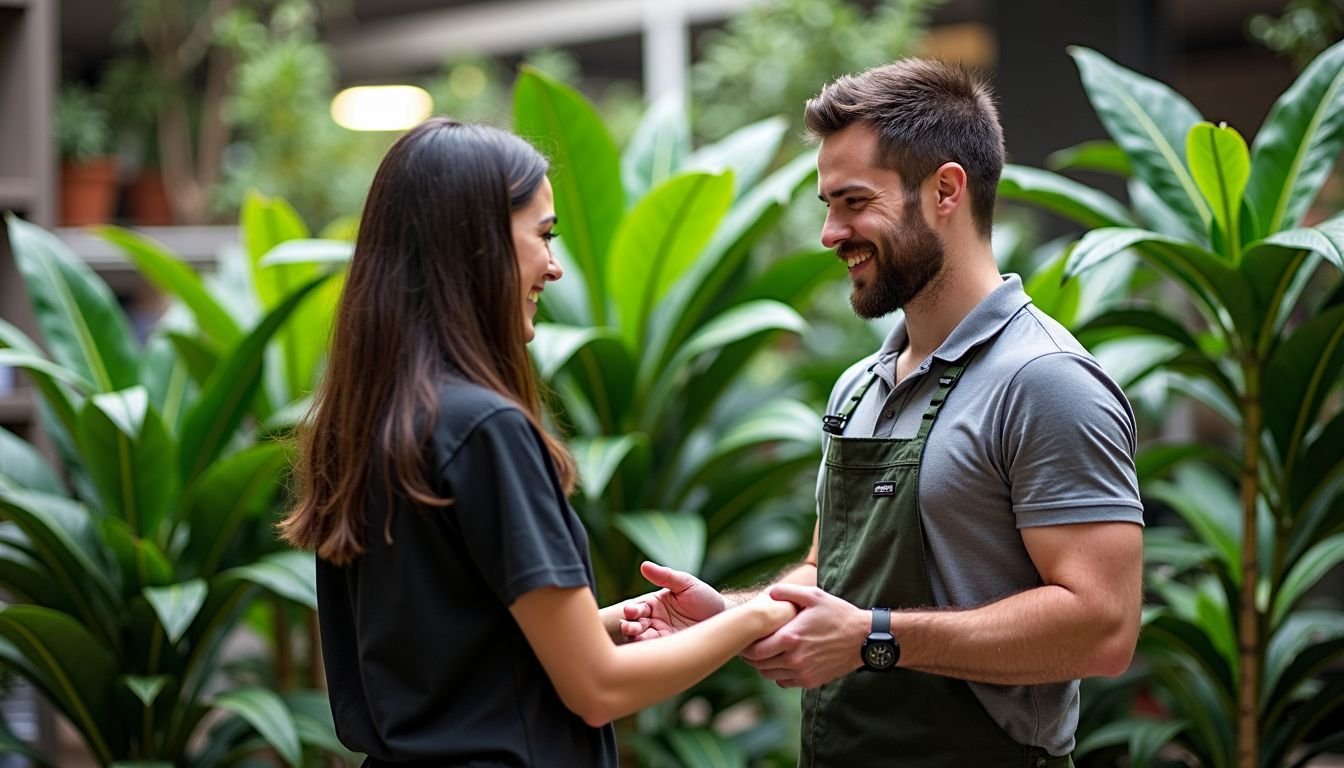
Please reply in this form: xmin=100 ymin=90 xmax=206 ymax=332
xmin=59 ymin=156 xmax=120 ymax=227
xmin=126 ymin=168 xmax=174 ymax=226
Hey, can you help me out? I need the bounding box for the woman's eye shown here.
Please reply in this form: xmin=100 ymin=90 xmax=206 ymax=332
xmin=541 ymin=230 xmax=557 ymax=242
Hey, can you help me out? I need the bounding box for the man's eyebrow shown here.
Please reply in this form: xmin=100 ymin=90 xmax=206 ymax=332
xmin=817 ymin=185 xmax=874 ymax=202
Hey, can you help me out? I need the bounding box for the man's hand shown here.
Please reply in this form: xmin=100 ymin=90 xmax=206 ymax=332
xmin=619 ymin=561 xmax=727 ymax=642
xmin=740 ymin=583 xmax=868 ymax=688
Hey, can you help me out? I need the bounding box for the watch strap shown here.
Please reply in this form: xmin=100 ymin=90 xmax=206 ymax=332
xmin=871 ymin=606 xmax=891 ymax=633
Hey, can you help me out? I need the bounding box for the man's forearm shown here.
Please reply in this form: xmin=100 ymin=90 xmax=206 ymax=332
xmin=723 ymin=562 xmax=817 ymax=608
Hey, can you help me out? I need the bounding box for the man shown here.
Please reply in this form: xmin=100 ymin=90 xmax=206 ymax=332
xmin=621 ymin=59 xmax=1144 ymax=767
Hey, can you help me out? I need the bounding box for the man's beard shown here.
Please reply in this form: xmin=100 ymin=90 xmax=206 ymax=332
xmin=842 ymin=199 xmax=945 ymax=320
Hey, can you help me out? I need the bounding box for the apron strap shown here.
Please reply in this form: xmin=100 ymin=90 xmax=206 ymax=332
xmin=916 ymin=361 xmax=968 ymax=439
xmin=822 ymin=364 xmax=882 ymax=435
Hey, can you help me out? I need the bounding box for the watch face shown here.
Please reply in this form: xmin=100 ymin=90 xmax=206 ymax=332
xmin=864 ymin=642 xmax=896 ymax=669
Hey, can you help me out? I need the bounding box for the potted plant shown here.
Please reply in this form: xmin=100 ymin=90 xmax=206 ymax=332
xmin=56 ymin=82 xmax=118 ymax=227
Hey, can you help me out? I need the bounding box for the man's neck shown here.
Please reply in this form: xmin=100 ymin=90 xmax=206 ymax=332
xmin=901 ymin=249 xmax=1002 ymax=363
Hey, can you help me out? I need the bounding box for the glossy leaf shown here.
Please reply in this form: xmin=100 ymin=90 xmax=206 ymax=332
xmin=0 ymin=603 xmax=118 ymax=763
xmin=1260 ymin=213 xmax=1344 ymax=273
xmin=210 ymin=687 xmax=302 ymax=768
xmin=1147 ymin=466 xmax=1240 ymax=582
xmin=165 ymin=331 xmax=221 ymax=387
xmin=1263 ymin=611 xmax=1344 ymax=714
xmin=1288 ymin=408 xmax=1344 ymax=517
xmin=684 ymin=116 xmax=788 ymax=198
xmin=666 ymin=728 xmax=746 ymax=768
xmin=1245 ymin=38 xmax=1344 ymax=237
xmin=571 ymin=434 xmax=647 ymax=502
xmin=77 ymin=387 xmax=178 ymax=539
xmin=1262 ymin=304 xmax=1344 ymax=473
xmin=1075 ymin=717 xmax=1187 ymax=767
xmin=143 ymin=579 xmax=207 ymax=645
xmin=1272 ymin=534 xmax=1344 ymax=626
xmin=734 ymin=249 xmax=834 ymax=309
xmin=998 ymin=165 xmax=1135 ymax=229
xmin=178 ymin=442 xmax=292 ymax=577
xmin=0 ymin=426 xmax=62 ymax=494
xmin=100 ymin=518 xmax=173 ymax=595
xmin=178 ymin=273 xmax=330 ymax=483
xmin=257 ymin=238 xmax=353 ymax=268
xmin=614 ymin=512 xmax=706 ymax=575
xmin=530 ymin=324 xmax=635 ymax=431
xmin=96 ymin=226 xmax=241 ymax=346
xmin=221 ymin=550 xmax=317 ymax=609
xmin=1185 ymin=122 xmax=1249 ymax=252
xmin=1045 ymin=139 xmax=1133 ymax=176
xmin=1024 ymin=248 xmax=1081 ymax=326
xmin=5 ymin=214 xmax=139 ymax=392
xmin=1069 ymin=47 xmax=1210 ymax=239
xmin=514 ymin=67 xmax=623 ymax=320
xmin=608 ymin=171 xmax=734 ymax=346
xmin=622 ymin=91 xmax=690 ymax=202
xmin=122 ymin=675 xmax=168 ymax=708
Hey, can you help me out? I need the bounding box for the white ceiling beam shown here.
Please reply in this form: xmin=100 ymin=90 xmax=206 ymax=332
xmin=332 ymin=0 xmax=761 ymax=81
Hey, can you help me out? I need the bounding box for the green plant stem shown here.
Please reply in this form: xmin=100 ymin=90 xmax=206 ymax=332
xmin=1237 ymin=359 xmax=1263 ymax=768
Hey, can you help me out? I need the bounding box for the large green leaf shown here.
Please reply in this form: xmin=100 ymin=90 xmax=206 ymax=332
xmin=622 ymin=92 xmax=691 ymax=203
xmin=1139 ymin=611 xmax=1237 ymax=713
xmin=684 ymin=116 xmax=788 ymax=199
xmin=733 ymin=249 xmax=835 ymax=310
xmin=997 ymin=165 xmax=1135 ymax=229
xmin=1262 ymin=304 xmax=1344 ymax=475
xmin=96 ymin=226 xmax=242 ymax=346
xmin=0 ymin=488 xmax=120 ymax=638
xmin=221 ymin=550 xmax=317 ymax=609
xmin=666 ymin=727 xmax=746 ymax=768
xmin=608 ymin=172 xmax=734 ymax=347
xmin=256 ymin=238 xmax=354 ymax=268
xmin=1260 ymin=213 xmax=1344 ymax=273
xmin=1147 ymin=465 xmax=1240 ymax=582
xmin=1263 ymin=611 xmax=1344 ymax=717
xmin=178 ymin=441 xmax=292 ymax=577
xmin=570 ymin=434 xmax=648 ymax=504
xmin=143 ymin=579 xmax=208 ymax=645
xmin=1287 ymin=408 xmax=1344 ymax=520
xmin=1245 ymin=38 xmax=1344 ymax=237
xmin=1069 ymin=47 xmax=1210 ymax=240
xmin=77 ymin=386 xmax=179 ymax=539
xmin=210 ymin=687 xmax=302 ymax=768
xmin=178 ymin=273 xmax=330 ymax=483
xmin=530 ymin=324 xmax=635 ymax=432
xmin=1074 ymin=717 xmax=1188 ymax=767
xmin=5 ymin=214 xmax=139 ymax=392
xmin=1134 ymin=441 xmax=1240 ymax=482
xmin=1185 ymin=122 xmax=1249 ymax=256
xmin=1272 ymin=534 xmax=1344 ymax=626
xmin=1024 ymin=248 xmax=1081 ymax=327
xmin=681 ymin=400 xmax=820 ymax=496
xmin=514 ymin=67 xmax=624 ymax=322
xmin=0 ymin=603 xmax=118 ymax=763
xmin=614 ymin=511 xmax=706 ymax=575
xmin=0 ymin=425 xmax=62 ymax=494
xmin=100 ymin=518 xmax=173 ymax=595
xmin=1065 ymin=228 xmax=1253 ymax=343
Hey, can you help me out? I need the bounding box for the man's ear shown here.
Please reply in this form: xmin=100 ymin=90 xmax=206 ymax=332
xmin=932 ymin=162 xmax=968 ymax=217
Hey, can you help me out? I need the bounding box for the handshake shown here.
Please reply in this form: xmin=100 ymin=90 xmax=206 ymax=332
xmin=615 ymin=561 xmax=868 ymax=689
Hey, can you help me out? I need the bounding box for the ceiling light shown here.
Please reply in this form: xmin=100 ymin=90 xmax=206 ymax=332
xmin=331 ymin=85 xmax=433 ymax=131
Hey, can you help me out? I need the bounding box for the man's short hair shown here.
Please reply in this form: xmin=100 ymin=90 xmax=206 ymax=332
xmin=804 ymin=59 xmax=1004 ymax=239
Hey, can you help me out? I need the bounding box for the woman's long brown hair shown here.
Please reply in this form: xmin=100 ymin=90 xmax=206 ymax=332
xmin=280 ymin=119 xmax=576 ymax=565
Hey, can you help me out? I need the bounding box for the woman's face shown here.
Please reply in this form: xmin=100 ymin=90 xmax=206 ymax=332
xmin=510 ymin=177 xmax=562 ymax=343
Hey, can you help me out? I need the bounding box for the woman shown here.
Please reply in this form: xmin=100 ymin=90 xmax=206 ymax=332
xmin=280 ymin=118 xmax=794 ymax=767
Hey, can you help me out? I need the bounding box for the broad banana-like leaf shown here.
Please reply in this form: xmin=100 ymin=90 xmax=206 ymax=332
xmin=608 ymin=171 xmax=734 ymax=348
xmin=1024 ymin=248 xmax=1081 ymax=327
xmin=681 ymin=400 xmax=820 ymax=495
xmin=0 ymin=603 xmax=119 ymax=764
xmin=144 ymin=579 xmax=208 ymax=645
xmin=734 ymin=249 xmax=835 ymax=310
xmin=77 ymin=387 xmax=178 ymax=539
xmin=622 ymin=91 xmax=691 ymax=203
xmin=1185 ymin=122 xmax=1249 ymax=256
xmin=178 ymin=273 xmax=331 ymax=483
xmin=177 ymin=441 xmax=292 ymax=577
xmin=614 ymin=511 xmax=706 ymax=576
xmin=1245 ymin=38 xmax=1344 ymax=237
xmin=530 ymin=324 xmax=635 ymax=432
xmin=514 ymin=67 xmax=623 ymax=322
xmin=5 ymin=214 xmax=139 ymax=392
xmin=210 ymin=687 xmax=302 ymax=768
xmin=96 ymin=226 xmax=241 ymax=346
xmin=570 ymin=434 xmax=649 ymax=505
xmin=1069 ymin=47 xmax=1210 ymax=240
xmin=997 ymin=165 xmax=1135 ymax=229
xmin=684 ymin=116 xmax=789 ymax=199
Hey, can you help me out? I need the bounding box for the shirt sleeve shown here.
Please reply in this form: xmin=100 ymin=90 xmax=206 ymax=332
xmin=440 ymin=407 xmax=591 ymax=605
xmin=1001 ymin=352 xmax=1145 ymax=528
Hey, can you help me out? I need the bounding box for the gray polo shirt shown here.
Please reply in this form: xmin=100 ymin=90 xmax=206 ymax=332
xmin=819 ymin=274 xmax=1143 ymax=755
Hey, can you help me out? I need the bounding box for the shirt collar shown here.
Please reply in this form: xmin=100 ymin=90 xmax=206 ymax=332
xmin=874 ymin=274 xmax=1031 ymax=372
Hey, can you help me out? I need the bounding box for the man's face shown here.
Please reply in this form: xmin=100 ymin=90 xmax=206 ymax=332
xmin=817 ymin=123 xmax=945 ymax=319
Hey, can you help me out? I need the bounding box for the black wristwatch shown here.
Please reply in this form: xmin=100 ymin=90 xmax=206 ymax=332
xmin=861 ymin=606 xmax=899 ymax=671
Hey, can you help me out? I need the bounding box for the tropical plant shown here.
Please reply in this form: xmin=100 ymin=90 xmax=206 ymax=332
xmin=0 ymin=196 xmax=350 ymax=765
xmin=999 ymin=42 xmax=1344 ymax=768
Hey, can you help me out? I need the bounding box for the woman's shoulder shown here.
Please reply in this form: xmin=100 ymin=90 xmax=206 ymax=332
xmin=431 ymin=377 xmax=532 ymax=454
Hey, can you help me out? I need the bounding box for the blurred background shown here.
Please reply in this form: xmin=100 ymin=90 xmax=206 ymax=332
xmin=0 ymin=1 xmax=1342 ymax=766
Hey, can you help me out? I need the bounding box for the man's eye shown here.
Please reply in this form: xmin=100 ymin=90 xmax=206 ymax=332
xmin=846 ymin=198 xmax=865 ymax=208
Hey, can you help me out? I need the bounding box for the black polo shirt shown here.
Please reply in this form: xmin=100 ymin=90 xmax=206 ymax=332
xmin=317 ymin=378 xmax=618 ymax=767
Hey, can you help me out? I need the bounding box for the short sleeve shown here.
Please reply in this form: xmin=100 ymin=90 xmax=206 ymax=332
xmin=1001 ymin=352 xmax=1144 ymax=528
xmin=441 ymin=407 xmax=591 ymax=604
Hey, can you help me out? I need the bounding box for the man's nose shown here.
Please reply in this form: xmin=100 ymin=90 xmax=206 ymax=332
xmin=821 ymin=211 xmax=852 ymax=250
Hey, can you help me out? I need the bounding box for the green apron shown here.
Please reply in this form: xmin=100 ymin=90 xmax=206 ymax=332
xmin=801 ymin=360 xmax=1072 ymax=768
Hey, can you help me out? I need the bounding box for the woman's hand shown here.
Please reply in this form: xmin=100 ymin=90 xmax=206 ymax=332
xmin=619 ymin=561 xmax=727 ymax=641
